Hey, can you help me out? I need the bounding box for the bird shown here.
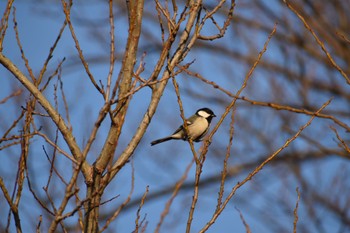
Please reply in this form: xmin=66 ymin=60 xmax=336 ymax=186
xmin=150 ymin=108 xmax=216 ymax=146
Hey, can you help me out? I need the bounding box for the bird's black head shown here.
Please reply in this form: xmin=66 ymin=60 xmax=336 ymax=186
xmin=196 ymin=108 xmax=216 ymax=122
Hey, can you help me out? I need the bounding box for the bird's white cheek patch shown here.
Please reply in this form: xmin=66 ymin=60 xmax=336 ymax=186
xmin=198 ymin=110 xmax=210 ymax=118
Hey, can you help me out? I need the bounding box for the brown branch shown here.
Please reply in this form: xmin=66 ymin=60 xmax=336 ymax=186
xmin=99 ymin=159 xmax=135 ymax=233
xmin=36 ymin=215 xmax=42 ymax=233
xmin=105 ymin=0 xmax=115 ymax=102
xmin=0 ymin=89 xmax=22 ymax=104
xmin=155 ymin=158 xmax=195 ymax=233
xmin=155 ymin=0 xmax=176 ymax=31
xmin=134 ymin=186 xmax=149 ymax=233
xmin=283 ymin=0 xmax=350 ymax=85
xmin=336 ymin=31 xmax=350 ymax=44
xmin=0 ymin=109 xmax=25 ymax=143
xmin=235 ymin=207 xmax=251 ymax=233
xmin=23 ymin=154 xmax=55 ymax=216
xmin=57 ymin=68 xmax=72 ymax=130
xmin=0 ymin=0 xmax=14 ymax=51
xmin=0 ymin=176 xmax=22 ymax=233
xmin=42 ymin=145 xmax=68 ymax=188
xmin=37 ymin=19 xmax=67 ymax=86
xmin=61 ymin=0 xmax=104 ymax=94
xmin=199 ymin=98 xmax=332 ymax=233
xmin=241 ymin=97 xmax=350 ymax=132
xmin=198 ymin=0 xmax=236 ymax=40
xmin=0 ymin=53 xmax=91 ymax=182
xmin=171 ymin=76 xmax=198 ymax=163
xmin=293 ymin=187 xmax=301 ymax=233
xmin=216 ymin=107 xmax=236 ymax=212
xmin=35 ymin=131 xmax=77 ymax=163
xmin=187 ymin=20 xmax=278 ymax=233
xmin=106 ymin=0 xmax=202 ymax=185
xmin=12 ymin=7 xmax=36 ymax=83
xmin=179 ymin=63 xmax=350 ymax=132
xmin=40 ymin=57 xmax=66 ymax=92
xmin=48 ymin=160 xmax=83 ymax=232
xmin=117 ymin=146 xmax=343 ymax=217
xmin=331 ymin=126 xmax=350 ymax=154
xmin=94 ymin=0 xmax=145 ymax=174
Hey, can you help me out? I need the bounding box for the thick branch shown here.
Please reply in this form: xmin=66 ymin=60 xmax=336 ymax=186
xmin=94 ymin=0 xmax=145 ymax=173
xmin=0 ymin=53 xmax=91 ymax=182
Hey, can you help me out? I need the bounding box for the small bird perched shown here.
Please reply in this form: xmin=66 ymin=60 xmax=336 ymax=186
xmin=151 ymin=108 xmax=216 ymax=146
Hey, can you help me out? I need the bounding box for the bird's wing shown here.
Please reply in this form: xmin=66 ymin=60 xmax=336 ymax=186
xmin=171 ymin=115 xmax=195 ymax=135
xmin=172 ymin=125 xmax=184 ymax=135
xmin=186 ymin=115 xmax=197 ymax=124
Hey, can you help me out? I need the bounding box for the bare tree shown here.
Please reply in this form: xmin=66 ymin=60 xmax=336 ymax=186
xmin=0 ymin=0 xmax=349 ymax=233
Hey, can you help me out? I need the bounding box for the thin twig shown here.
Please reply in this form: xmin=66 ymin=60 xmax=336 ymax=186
xmin=134 ymin=186 xmax=149 ymax=233
xmin=155 ymin=158 xmax=195 ymax=233
xmin=283 ymin=0 xmax=350 ymax=85
xmin=293 ymin=187 xmax=300 ymax=233
xmin=0 ymin=53 xmax=91 ymax=182
xmin=61 ymin=0 xmax=104 ymax=94
xmin=105 ymin=0 xmax=115 ymax=102
xmin=330 ymin=126 xmax=350 ymax=154
xmin=216 ymin=107 xmax=236 ymax=212
xmin=0 ymin=89 xmax=22 ymax=104
xmin=12 ymin=7 xmax=36 ymax=82
xmin=36 ymin=215 xmax=42 ymax=233
xmin=35 ymin=131 xmax=77 ymax=164
xmin=198 ymin=0 xmax=236 ymax=40
xmin=235 ymin=207 xmax=251 ymax=233
xmin=199 ymin=98 xmax=332 ymax=233
xmin=99 ymin=158 xmax=135 ymax=233
xmin=37 ymin=19 xmax=67 ymax=86
xmin=171 ymin=76 xmax=199 ymax=163
xmin=48 ymin=158 xmax=84 ymax=232
xmin=0 ymin=0 xmax=14 ymax=51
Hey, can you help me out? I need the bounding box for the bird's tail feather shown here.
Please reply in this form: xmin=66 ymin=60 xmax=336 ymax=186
xmin=150 ymin=136 xmax=174 ymax=146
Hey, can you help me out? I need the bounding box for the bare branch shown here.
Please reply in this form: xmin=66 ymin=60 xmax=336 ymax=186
xmin=0 ymin=53 xmax=92 ymax=182
xmin=61 ymin=0 xmax=104 ymax=94
xmin=283 ymin=0 xmax=350 ymax=85
xmin=0 ymin=0 xmax=14 ymax=51
xmin=200 ymin=98 xmax=332 ymax=233
xmin=293 ymin=187 xmax=301 ymax=233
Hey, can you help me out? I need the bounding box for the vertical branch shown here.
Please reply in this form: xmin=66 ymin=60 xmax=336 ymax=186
xmin=155 ymin=159 xmax=195 ymax=233
xmin=235 ymin=207 xmax=251 ymax=233
xmin=94 ymin=0 xmax=144 ymax=173
xmin=216 ymin=108 xmax=236 ymax=212
xmin=283 ymin=0 xmax=350 ymax=85
xmin=190 ymin=23 xmax=277 ymax=233
xmin=12 ymin=7 xmax=36 ymax=82
xmin=85 ymin=1 xmax=144 ymax=232
xmin=199 ymin=99 xmax=332 ymax=233
xmin=0 ymin=0 xmax=14 ymax=51
xmin=293 ymin=187 xmax=301 ymax=233
xmin=37 ymin=19 xmax=67 ymax=86
xmin=107 ymin=0 xmax=203 ymax=183
xmin=61 ymin=0 xmax=104 ymax=94
xmin=202 ymin=23 xmax=278 ymax=152
xmin=105 ymin=0 xmax=115 ymax=102
xmin=171 ymin=76 xmax=198 ymax=163
xmin=134 ymin=186 xmax=149 ymax=233
xmin=0 ymin=54 xmax=92 ymax=183
xmin=0 ymin=177 xmax=22 ymax=233
xmin=186 ymin=157 xmax=202 ymax=233
xmin=48 ymin=162 xmax=82 ymax=232
xmin=99 ymin=158 xmax=135 ymax=233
